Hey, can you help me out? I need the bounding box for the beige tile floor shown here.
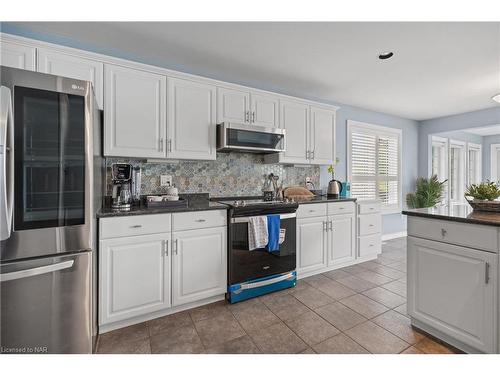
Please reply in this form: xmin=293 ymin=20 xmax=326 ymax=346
xmin=96 ymin=237 xmax=462 ymax=354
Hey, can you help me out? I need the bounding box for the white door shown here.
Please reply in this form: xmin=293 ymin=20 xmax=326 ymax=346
xmin=217 ymin=87 xmax=250 ymax=124
xmin=0 ymin=40 xmax=36 ymax=70
xmin=328 ymin=215 xmax=355 ymax=266
xmin=37 ymin=48 xmax=104 ymax=109
xmin=408 ymin=237 xmax=497 ymax=353
xmin=172 ymin=227 xmax=227 ymax=306
xmin=310 ymin=106 xmax=335 ymax=165
xmin=297 ymin=217 xmax=327 ymax=275
xmin=99 ymin=234 xmax=171 ymax=325
xmin=250 ymin=92 xmax=279 ymax=128
xmin=104 ymin=64 xmax=166 ymax=158
xmin=280 ymin=99 xmax=310 ymax=164
xmin=167 ymin=77 xmax=216 ymax=160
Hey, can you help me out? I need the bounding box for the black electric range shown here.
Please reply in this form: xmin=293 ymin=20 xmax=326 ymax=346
xmin=215 ymin=197 xmax=298 ymax=303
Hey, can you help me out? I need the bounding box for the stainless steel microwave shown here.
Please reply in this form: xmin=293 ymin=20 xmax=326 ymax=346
xmin=216 ymin=122 xmax=286 ymax=153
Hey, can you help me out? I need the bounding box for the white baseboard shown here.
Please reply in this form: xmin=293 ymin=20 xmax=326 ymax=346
xmin=382 ymin=231 xmax=407 ymax=241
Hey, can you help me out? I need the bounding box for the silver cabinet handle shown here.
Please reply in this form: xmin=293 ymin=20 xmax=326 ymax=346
xmin=252 ymin=112 xmax=255 ymax=123
xmin=485 ymin=262 xmax=490 ymax=284
xmin=311 ymin=150 xmax=315 ymax=159
xmin=130 ymin=225 xmax=142 ymax=228
xmin=167 ymin=139 xmax=172 ymax=153
xmin=1 ymin=260 xmax=74 ymax=282
xmin=441 ymin=228 xmax=447 ymax=237
xmin=165 ymin=240 xmax=169 ymax=256
xmin=159 ymin=138 xmax=164 ymax=151
xmin=323 ymin=221 xmax=327 ymax=231
xmin=306 ymin=150 xmax=310 ymax=159
xmin=195 ymin=219 xmax=206 ymax=222
xmin=369 ymin=224 xmax=374 ymax=227
xmin=245 ymin=111 xmax=250 ymax=123
xmin=175 ymin=239 xmax=179 ymax=255
xmin=329 ymin=221 xmax=333 ymax=231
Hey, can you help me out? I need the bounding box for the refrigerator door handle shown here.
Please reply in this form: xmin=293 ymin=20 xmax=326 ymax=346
xmin=0 ymin=86 xmax=14 ymax=241
xmin=0 ymin=260 xmax=74 ymax=282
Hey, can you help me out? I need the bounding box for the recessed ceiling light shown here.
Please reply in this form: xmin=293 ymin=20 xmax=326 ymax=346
xmin=378 ymin=52 xmax=394 ymax=60
xmin=493 ymin=94 xmax=500 ymax=103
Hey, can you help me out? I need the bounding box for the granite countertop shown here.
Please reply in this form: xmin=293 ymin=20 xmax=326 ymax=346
xmin=294 ymin=196 xmax=357 ymax=205
xmin=402 ymin=204 xmax=500 ymax=227
xmin=97 ymin=194 xmax=228 ymax=218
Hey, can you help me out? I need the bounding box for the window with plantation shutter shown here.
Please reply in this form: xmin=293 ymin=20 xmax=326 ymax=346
xmin=348 ymin=120 xmax=402 ymax=213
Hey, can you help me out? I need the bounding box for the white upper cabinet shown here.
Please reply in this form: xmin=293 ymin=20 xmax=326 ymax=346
xmin=104 ymin=64 xmax=166 ymax=158
xmin=37 ymin=48 xmax=104 ymax=109
xmin=310 ymin=106 xmax=335 ymax=165
xmin=167 ymin=77 xmax=216 ymax=160
xmin=0 ymin=40 xmax=36 ymax=70
xmin=279 ymin=99 xmax=310 ymax=164
xmin=217 ymin=87 xmax=250 ymax=124
xmin=217 ymin=87 xmax=279 ymax=127
xmin=249 ymin=92 xmax=279 ymax=128
xmin=172 ymin=226 xmax=227 ymax=306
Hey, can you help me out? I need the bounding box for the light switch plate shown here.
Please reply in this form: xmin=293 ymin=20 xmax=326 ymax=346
xmin=160 ymin=175 xmax=172 ymax=187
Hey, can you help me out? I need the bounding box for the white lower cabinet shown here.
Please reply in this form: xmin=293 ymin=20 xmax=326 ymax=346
xmin=297 ymin=217 xmax=328 ymax=274
xmin=99 ymin=233 xmax=171 ymax=325
xmin=172 ymin=227 xmax=227 ymax=306
xmin=408 ymin=236 xmax=497 ymax=353
xmin=329 ymin=214 xmax=355 ymax=266
xmin=98 ymin=211 xmax=227 ymax=331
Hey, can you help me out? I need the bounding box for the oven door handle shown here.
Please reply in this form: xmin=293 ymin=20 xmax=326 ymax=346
xmin=232 ymin=213 xmax=296 ymax=223
xmin=232 ymin=271 xmax=296 ymax=294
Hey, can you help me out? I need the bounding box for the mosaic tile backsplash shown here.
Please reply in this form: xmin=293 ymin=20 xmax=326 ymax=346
xmin=106 ymin=153 xmax=320 ymax=197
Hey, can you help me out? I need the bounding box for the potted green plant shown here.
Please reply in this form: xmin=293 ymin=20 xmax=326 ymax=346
xmin=465 ymin=181 xmax=500 ymax=212
xmin=406 ymin=175 xmax=446 ymax=209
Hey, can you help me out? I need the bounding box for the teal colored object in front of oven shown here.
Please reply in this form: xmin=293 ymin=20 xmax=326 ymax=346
xmin=228 ymin=271 xmax=297 ymax=303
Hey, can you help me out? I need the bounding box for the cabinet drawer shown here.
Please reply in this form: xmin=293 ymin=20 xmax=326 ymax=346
xmin=328 ymin=201 xmax=355 ymax=215
xmin=358 ymin=214 xmax=382 ymax=236
xmin=358 ymin=234 xmax=382 ymax=257
xmin=100 ymin=214 xmax=172 ymax=239
xmin=407 ymin=217 xmax=498 ymax=253
xmin=297 ymin=203 xmax=328 ymax=219
xmin=358 ymin=201 xmax=381 ymax=214
xmin=172 ymin=210 xmax=226 ymax=231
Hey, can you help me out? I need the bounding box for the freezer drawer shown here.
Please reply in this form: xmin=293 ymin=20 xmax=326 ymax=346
xmin=0 ymin=251 xmax=92 ymax=354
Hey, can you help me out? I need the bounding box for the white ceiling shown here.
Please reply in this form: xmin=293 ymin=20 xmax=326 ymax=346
xmin=4 ymin=22 xmax=500 ymax=120
xmin=463 ymin=125 xmax=500 ymax=136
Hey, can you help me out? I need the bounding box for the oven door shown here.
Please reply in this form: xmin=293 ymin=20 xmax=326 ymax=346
xmin=229 ymin=213 xmax=296 ymax=285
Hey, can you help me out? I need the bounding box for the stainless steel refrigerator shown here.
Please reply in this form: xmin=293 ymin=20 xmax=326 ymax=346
xmin=0 ymin=66 xmax=102 ymax=354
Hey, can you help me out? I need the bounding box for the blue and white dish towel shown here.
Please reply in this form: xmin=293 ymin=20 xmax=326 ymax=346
xmin=266 ymin=215 xmax=281 ymax=252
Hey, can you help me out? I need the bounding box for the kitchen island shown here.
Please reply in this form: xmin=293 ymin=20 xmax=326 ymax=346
xmin=403 ymin=205 xmax=499 ymax=353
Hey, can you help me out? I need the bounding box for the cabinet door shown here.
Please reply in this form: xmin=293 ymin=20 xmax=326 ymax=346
xmin=0 ymin=40 xmax=36 ymax=70
xmin=104 ymin=64 xmax=166 ymax=158
xmin=217 ymin=87 xmax=250 ymax=124
xmin=328 ymin=214 xmax=355 ymax=266
xmin=250 ymin=92 xmax=279 ymax=128
xmin=172 ymin=227 xmax=227 ymax=306
xmin=408 ymin=236 xmax=497 ymax=353
xmin=167 ymin=77 xmax=216 ymax=160
xmin=280 ymin=99 xmax=309 ymax=164
xmin=297 ymin=217 xmax=327 ymax=275
xmin=99 ymin=234 xmax=171 ymax=325
xmin=310 ymin=106 xmax=335 ymax=165
xmin=37 ymin=48 xmax=104 ymax=109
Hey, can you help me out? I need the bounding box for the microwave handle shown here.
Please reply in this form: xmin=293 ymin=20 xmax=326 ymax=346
xmin=0 ymin=86 xmax=14 ymax=241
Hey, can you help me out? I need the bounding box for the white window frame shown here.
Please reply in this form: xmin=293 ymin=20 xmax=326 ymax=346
xmin=490 ymin=144 xmax=500 ymax=182
xmin=431 ymin=136 xmax=449 ymax=205
xmin=467 ymin=142 xmax=482 ymax=186
xmin=347 ymin=120 xmax=402 ymax=214
xmin=449 ymin=139 xmax=466 ymax=206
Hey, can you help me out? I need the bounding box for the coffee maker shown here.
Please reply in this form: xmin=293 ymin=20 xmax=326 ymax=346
xmin=111 ymin=163 xmax=133 ymax=210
